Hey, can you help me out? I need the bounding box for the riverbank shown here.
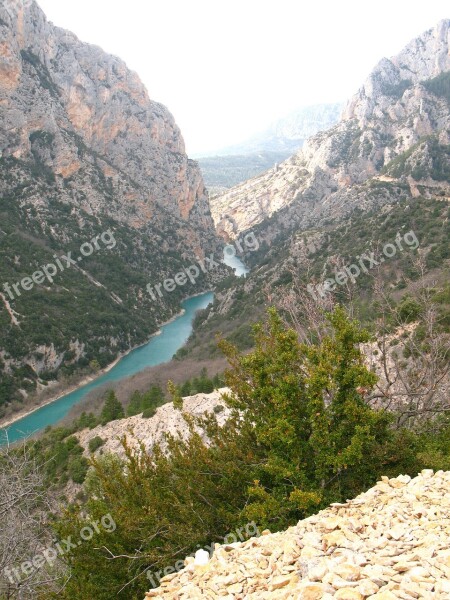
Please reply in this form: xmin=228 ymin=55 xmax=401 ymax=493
xmin=0 ymin=307 xmax=187 ymax=431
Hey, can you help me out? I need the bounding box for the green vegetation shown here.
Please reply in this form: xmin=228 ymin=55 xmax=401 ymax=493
xmin=423 ymin=71 xmax=450 ymax=104
xmin=198 ymin=151 xmax=292 ymax=190
xmin=46 ymin=307 xmax=450 ymax=599
xmin=100 ymin=391 xmax=124 ymax=425
xmin=178 ymin=368 xmax=223 ymax=397
xmin=381 ymin=78 xmax=412 ymax=98
xmin=28 ymin=429 xmax=89 ymax=488
xmin=382 ymin=136 xmax=450 ymax=181
xmin=397 ymin=296 xmax=422 ymax=323
xmin=126 ymin=385 xmax=165 ymax=417
xmin=88 ymin=436 xmax=105 ymax=453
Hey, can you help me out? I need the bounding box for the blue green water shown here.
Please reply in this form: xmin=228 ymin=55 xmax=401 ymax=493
xmin=223 ymin=252 xmax=249 ymax=277
xmin=0 ymin=292 xmax=214 ymax=445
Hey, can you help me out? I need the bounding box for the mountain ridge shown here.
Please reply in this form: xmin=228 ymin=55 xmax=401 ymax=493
xmin=210 ymin=19 xmax=450 ymax=240
xmin=0 ymin=0 xmax=223 ymax=419
xmin=197 ymin=103 xmax=343 ymax=158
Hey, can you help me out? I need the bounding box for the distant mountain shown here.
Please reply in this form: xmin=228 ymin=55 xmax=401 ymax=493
xmin=197 ymin=103 xmax=343 ymax=192
xmin=0 ymin=0 xmax=220 ymax=418
xmin=200 ymin=103 xmax=344 ymax=157
xmin=210 ymin=20 xmax=450 ymax=238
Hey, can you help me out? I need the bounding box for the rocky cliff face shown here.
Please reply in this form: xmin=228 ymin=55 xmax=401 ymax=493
xmin=76 ymin=388 xmax=231 ymax=459
xmin=146 ymin=470 xmax=450 ymax=599
xmin=211 ymin=20 xmax=450 ymax=238
xmin=0 ymin=0 xmax=222 ymax=417
xmin=0 ymin=0 xmax=213 ymax=233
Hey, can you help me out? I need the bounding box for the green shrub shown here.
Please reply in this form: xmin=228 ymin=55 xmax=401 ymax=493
xmin=100 ymin=390 xmax=124 ymax=425
xmin=142 ymin=407 xmax=157 ymax=419
xmin=397 ymin=297 xmax=422 ymax=323
xmin=88 ymin=436 xmax=105 ymax=453
xmin=68 ymin=456 xmax=89 ymax=484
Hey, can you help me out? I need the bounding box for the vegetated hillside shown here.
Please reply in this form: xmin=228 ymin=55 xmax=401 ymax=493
xmin=18 ymin=385 xmax=227 ymax=492
xmin=0 ymin=0 xmax=223 ymax=419
xmin=185 ymin=195 xmax=450 ymax=358
xmin=19 ymin=301 xmax=450 ymax=599
xmin=210 ymin=20 xmax=449 ymax=238
xmin=146 ymin=470 xmax=450 ymax=599
xmin=189 ymin=20 xmax=450 ymax=359
xmin=198 ymin=150 xmax=292 ymax=194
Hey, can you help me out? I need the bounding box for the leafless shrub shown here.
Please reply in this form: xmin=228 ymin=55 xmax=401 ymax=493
xmin=0 ymin=440 xmax=66 ymax=599
xmin=265 ymin=265 xmax=335 ymax=346
xmin=271 ymin=256 xmax=450 ymax=429
xmin=366 ymin=259 xmax=450 ymax=428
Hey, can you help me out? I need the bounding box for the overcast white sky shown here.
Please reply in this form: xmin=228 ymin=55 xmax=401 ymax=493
xmin=37 ymin=0 xmax=448 ymax=156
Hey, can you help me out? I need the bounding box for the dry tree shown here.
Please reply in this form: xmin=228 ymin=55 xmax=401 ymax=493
xmin=0 ymin=440 xmax=67 ymax=599
xmin=365 ymin=258 xmax=450 ymax=428
xmin=270 ymin=253 xmax=449 ymax=429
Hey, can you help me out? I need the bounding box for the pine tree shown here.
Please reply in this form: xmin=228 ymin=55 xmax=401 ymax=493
xmin=168 ymin=381 xmax=183 ymax=410
xmin=126 ymin=390 xmax=143 ymax=416
xmin=180 ymin=380 xmax=192 ymax=397
xmin=100 ymin=390 xmax=124 ymax=425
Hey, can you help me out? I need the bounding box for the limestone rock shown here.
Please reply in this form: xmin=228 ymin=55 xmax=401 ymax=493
xmin=0 ymin=0 xmax=214 ymax=235
xmin=76 ymin=389 xmax=232 ymax=458
xmin=210 ymin=20 xmax=450 ymax=239
xmin=144 ymin=471 xmax=450 ymax=599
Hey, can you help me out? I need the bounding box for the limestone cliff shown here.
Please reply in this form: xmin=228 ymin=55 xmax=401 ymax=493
xmin=0 ymin=0 xmax=213 ymax=233
xmin=0 ymin=0 xmax=222 ymax=417
xmin=211 ymin=20 xmax=450 ymax=238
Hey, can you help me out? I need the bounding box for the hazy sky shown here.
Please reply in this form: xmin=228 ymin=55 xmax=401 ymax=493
xmin=36 ymin=0 xmax=448 ymax=155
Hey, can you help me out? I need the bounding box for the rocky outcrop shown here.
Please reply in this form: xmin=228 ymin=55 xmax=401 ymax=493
xmin=0 ymin=0 xmax=213 ymax=234
xmin=211 ymin=20 xmax=450 ymax=238
xmin=0 ymin=0 xmax=222 ymax=415
xmin=145 ymin=470 xmax=450 ymax=599
xmin=76 ymin=388 xmax=231 ymax=458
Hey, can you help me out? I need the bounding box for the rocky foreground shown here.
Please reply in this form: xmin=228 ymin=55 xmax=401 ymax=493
xmin=145 ymin=470 xmax=450 ymax=599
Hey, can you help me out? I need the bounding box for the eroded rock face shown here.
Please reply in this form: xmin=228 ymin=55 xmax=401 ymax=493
xmin=0 ymin=0 xmax=222 ymax=411
xmin=76 ymin=388 xmax=231 ymax=458
xmin=210 ymin=20 xmax=450 ymax=238
xmin=0 ymin=0 xmax=213 ymax=234
xmin=145 ymin=470 xmax=450 ymax=599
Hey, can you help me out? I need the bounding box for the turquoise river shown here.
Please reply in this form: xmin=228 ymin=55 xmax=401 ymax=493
xmin=0 ymin=292 xmax=214 ymax=445
xmin=0 ymin=251 xmax=249 ymax=445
